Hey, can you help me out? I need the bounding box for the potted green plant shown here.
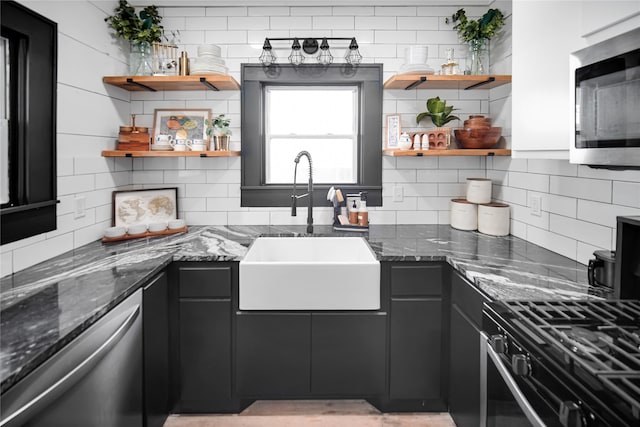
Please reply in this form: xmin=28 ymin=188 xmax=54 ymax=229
xmin=206 ymin=114 xmax=232 ymax=151
xmin=105 ymin=0 xmax=163 ymax=75
xmin=416 ymin=97 xmax=460 ymax=150
xmin=446 ymin=8 xmax=505 ymax=75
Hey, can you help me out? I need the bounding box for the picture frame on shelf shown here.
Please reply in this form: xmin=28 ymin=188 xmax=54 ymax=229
xmin=112 ymin=187 xmax=178 ymax=227
xmin=152 ymin=108 xmax=211 ymax=143
xmin=385 ymin=114 xmax=401 ymax=149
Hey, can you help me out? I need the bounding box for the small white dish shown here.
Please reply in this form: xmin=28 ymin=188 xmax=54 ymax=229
xmin=149 ymin=222 xmax=168 ymax=233
xmin=168 ymin=219 xmax=186 ymax=230
xmin=127 ymin=223 xmax=148 ymax=236
xmin=150 ymin=144 xmax=174 ymax=151
xmin=104 ymin=226 xmax=126 ymax=239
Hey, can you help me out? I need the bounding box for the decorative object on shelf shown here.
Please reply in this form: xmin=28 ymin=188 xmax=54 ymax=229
xmin=117 ymin=114 xmax=150 ymax=151
xmin=179 ymin=51 xmax=189 ymax=75
xmin=104 ymin=0 xmax=163 ymax=76
xmin=416 ymin=96 xmax=460 ymax=128
xmin=385 ymin=114 xmax=401 ymax=149
xmin=409 ymin=130 xmax=450 ymax=150
xmin=152 ymin=108 xmax=210 ymax=149
xmin=416 ymin=96 xmax=459 ymax=149
xmin=205 ymin=113 xmax=232 ymax=151
xmin=258 ymin=37 xmax=362 ymax=66
xmin=441 ymin=48 xmax=460 ymax=75
xmin=398 ymin=132 xmax=412 ymax=150
xmin=454 ymin=114 xmax=502 ymax=149
xmin=111 ymin=187 xmax=178 ymax=228
xmin=191 ymin=44 xmax=229 ymax=76
xmin=398 ymin=45 xmax=434 ymax=75
xmin=152 ymin=42 xmax=178 ymax=76
xmin=446 ymin=8 xmax=505 ymax=75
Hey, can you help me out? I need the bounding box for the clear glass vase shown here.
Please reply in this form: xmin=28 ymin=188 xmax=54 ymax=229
xmin=466 ymin=39 xmax=489 ymax=75
xmin=129 ymin=42 xmax=153 ymax=76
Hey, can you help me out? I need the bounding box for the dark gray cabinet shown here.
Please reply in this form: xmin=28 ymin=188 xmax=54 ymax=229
xmin=236 ymin=313 xmax=311 ymax=397
xmin=448 ymin=270 xmax=487 ymax=427
xmin=236 ymin=312 xmax=386 ymax=398
xmin=175 ymin=263 xmax=236 ymax=412
xmin=143 ymin=271 xmax=170 ymax=427
xmin=386 ymin=262 xmax=448 ymax=411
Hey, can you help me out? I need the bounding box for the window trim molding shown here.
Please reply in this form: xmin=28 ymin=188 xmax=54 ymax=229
xmin=240 ymin=63 xmax=382 ymax=207
xmin=1 ymin=1 xmax=57 ymax=245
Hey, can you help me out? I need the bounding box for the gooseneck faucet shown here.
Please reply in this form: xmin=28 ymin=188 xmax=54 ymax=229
xmin=291 ymin=151 xmax=313 ymax=234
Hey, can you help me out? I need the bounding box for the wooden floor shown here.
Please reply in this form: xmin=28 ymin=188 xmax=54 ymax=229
xmin=164 ymin=400 xmax=456 ymax=427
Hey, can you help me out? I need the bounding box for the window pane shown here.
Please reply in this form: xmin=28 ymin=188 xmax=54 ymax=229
xmin=267 ymin=87 xmax=356 ymax=135
xmin=266 ymin=86 xmax=358 ymax=184
xmin=267 ymin=138 xmax=356 ymax=184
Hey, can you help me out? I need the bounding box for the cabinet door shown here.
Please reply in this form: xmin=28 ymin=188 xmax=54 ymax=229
xmin=236 ymin=313 xmax=311 ymax=397
xmin=389 ymin=299 xmax=443 ymax=402
xmin=143 ymin=271 xmax=170 ymax=427
xmin=449 ymin=305 xmax=481 ymax=427
xmin=179 ymin=299 xmax=231 ymax=411
xmin=311 ymin=313 xmax=386 ymax=396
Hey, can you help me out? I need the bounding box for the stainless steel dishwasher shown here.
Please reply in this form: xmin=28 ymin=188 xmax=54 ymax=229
xmin=0 ymin=289 xmax=143 ymax=427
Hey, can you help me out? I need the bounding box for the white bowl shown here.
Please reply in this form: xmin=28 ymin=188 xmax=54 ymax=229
xmin=104 ymin=226 xmax=126 ymax=239
xmin=127 ymin=223 xmax=148 ymax=236
xmin=149 ymin=222 xmax=168 ymax=233
xmin=168 ymin=219 xmax=186 ymax=230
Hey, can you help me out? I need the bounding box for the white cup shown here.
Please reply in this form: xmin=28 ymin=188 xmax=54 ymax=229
xmin=171 ymin=138 xmax=189 ymax=148
xmin=155 ymin=134 xmax=173 ymax=145
xmin=173 ymin=144 xmax=188 ymax=152
xmin=192 ymin=138 xmax=205 ymax=145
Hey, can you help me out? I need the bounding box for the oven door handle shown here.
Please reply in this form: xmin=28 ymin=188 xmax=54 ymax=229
xmin=482 ymin=332 xmax=547 ymax=427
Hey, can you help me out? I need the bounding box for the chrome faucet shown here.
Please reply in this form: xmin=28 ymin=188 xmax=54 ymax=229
xmin=291 ymin=150 xmax=313 ymax=234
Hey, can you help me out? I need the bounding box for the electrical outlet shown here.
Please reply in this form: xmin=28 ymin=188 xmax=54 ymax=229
xmin=530 ymin=195 xmax=542 ymax=217
xmin=393 ymin=185 xmax=403 ymax=202
xmin=74 ymin=196 xmax=86 ymax=219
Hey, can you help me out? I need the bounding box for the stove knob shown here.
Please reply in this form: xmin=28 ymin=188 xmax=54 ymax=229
xmin=559 ymin=401 xmax=585 ymax=427
xmin=511 ymin=354 xmax=531 ymax=376
xmin=490 ymin=334 xmax=507 ymax=354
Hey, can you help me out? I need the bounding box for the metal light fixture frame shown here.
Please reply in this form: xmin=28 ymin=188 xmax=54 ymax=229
xmin=259 ymin=37 xmax=361 ymax=66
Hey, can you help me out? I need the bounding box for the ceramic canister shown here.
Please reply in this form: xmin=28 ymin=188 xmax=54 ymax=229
xmin=466 ymin=178 xmax=492 ymax=204
xmin=478 ymin=202 xmax=510 ymax=236
xmin=450 ymin=199 xmax=478 ymax=231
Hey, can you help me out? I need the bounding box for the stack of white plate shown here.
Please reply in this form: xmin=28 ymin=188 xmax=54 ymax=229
xmin=191 ymin=44 xmax=229 ymax=76
xmin=398 ymin=45 xmax=434 ymax=75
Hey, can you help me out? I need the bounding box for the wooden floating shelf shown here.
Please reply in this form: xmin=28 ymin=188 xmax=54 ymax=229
xmin=383 ymin=74 xmax=512 ymax=90
xmin=383 ymin=149 xmax=511 ymax=157
xmin=101 ymin=150 xmax=240 ymax=157
xmin=103 ymin=75 xmax=240 ymax=91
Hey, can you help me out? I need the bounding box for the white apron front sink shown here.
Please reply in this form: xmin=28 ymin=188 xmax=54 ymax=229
xmin=239 ymin=237 xmax=380 ymax=310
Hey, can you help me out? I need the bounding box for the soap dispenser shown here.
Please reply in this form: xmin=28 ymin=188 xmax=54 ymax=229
xmin=357 ymin=193 xmax=369 ymax=227
xmin=349 ymin=199 xmax=358 ymax=224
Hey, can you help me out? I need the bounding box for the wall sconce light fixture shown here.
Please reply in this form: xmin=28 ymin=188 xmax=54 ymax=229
xmin=259 ymin=37 xmax=361 ymax=66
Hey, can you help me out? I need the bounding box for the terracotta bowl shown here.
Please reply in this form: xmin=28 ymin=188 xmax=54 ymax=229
xmin=455 ymin=127 xmax=502 ymax=149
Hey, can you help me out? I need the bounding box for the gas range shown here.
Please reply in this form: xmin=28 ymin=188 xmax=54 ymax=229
xmin=483 ymin=299 xmax=640 ymax=427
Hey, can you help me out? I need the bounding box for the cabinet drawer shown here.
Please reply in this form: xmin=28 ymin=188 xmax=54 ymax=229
xmin=179 ymin=267 xmax=231 ymax=298
xmin=451 ymin=271 xmax=487 ymax=327
xmin=390 ymin=264 xmax=442 ymax=296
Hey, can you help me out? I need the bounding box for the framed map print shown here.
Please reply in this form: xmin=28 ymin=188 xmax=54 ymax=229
xmin=112 ymin=188 xmax=178 ymax=227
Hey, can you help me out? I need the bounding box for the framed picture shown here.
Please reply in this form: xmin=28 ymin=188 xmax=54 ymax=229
xmin=152 ymin=109 xmax=210 ymax=143
xmin=112 ymin=187 xmax=178 ymax=227
xmin=385 ymin=114 xmax=401 ymax=149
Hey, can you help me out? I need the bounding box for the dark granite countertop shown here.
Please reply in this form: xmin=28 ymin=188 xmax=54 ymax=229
xmin=0 ymin=225 xmax=611 ymax=394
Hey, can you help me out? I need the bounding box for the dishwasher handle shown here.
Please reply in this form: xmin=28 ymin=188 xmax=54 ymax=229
xmin=482 ymin=332 xmax=547 ymax=427
xmin=0 ymin=304 xmax=141 ymax=427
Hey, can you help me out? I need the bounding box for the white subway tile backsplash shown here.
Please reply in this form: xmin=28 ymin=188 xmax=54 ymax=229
xmin=549 ymin=214 xmax=612 ymax=249
xmin=612 ymin=181 xmax=640 ymax=208
xmin=550 ymin=176 xmax=611 ymax=203
xmin=5 ymin=2 xmax=640 ymax=276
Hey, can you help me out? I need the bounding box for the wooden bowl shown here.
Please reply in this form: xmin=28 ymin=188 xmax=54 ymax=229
xmin=454 ymin=127 xmax=502 ymax=149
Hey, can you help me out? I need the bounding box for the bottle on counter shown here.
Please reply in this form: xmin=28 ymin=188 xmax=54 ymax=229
xmin=349 ymin=199 xmax=359 ymax=224
xmin=357 ymin=193 xmax=369 ymax=227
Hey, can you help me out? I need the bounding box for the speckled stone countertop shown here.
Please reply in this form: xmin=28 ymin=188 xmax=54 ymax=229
xmin=0 ymin=225 xmax=611 ymax=394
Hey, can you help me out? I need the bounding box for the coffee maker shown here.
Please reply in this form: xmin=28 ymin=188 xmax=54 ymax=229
xmin=614 ymin=215 xmax=640 ymax=299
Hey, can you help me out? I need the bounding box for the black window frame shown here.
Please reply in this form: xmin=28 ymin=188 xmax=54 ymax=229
xmin=1 ymin=1 xmax=57 ymax=245
xmin=240 ymin=64 xmax=382 ymax=207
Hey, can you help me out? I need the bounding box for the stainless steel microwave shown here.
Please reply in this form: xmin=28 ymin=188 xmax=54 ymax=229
xmin=570 ymin=27 xmax=640 ymax=169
